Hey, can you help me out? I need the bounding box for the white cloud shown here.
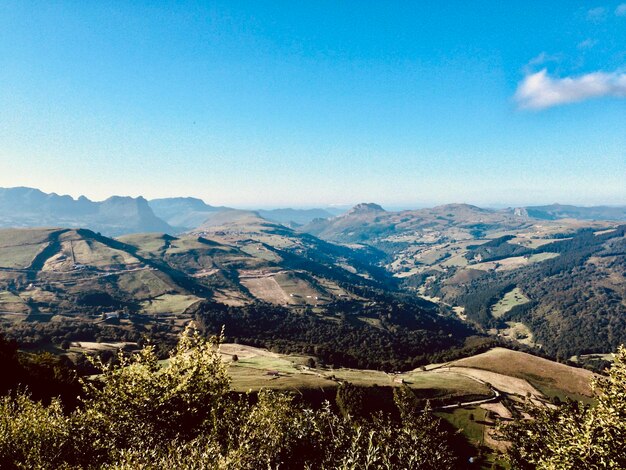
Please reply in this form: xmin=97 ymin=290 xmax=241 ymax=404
xmin=528 ymin=52 xmax=559 ymax=66
xmin=587 ymin=6 xmax=607 ymax=21
xmin=616 ymin=3 xmax=626 ymax=16
xmin=515 ymin=69 xmax=626 ymax=110
xmin=577 ymin=38 xmax=598 ymax=50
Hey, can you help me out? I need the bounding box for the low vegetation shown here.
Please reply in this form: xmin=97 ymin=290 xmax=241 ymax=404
xmin=0 ymin=325 xmax=464 ymax=469
xmin=497 ymin=346 xmax=626 ymax=469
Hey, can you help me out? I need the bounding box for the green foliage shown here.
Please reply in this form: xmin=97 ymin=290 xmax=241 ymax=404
xmin=0 ymin=394 xmax=71 ymax=469
xmin=104 ymin=389 xmax=459 ymax=470
xmin=498 ymin=345 xmax=626 ymax=469
xmin=0 ymin=324 xmax=464 ymax=469
xmin=79 ymin=324 xmax=230 ymax=455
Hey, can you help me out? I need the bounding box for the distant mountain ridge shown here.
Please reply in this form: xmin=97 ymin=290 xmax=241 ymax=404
xmin=3 ymin=187 xmax=625 ymax=238
xmin=257 ymin=208 xmax=335 ymax=227
xmin=0 ymin=187 xmax=172 ymax=236
xmin=301 ymin=202 xmax=528 ymax=244
xmin=149 ymin=198 xmax=338 ymax=230
xmin=302 ymin=201 xmax=626 ymax=245
xmin=520 ymin=204 xmax=626 ymax=221
xmin=149 ymin=197 xmax=230 ymax=230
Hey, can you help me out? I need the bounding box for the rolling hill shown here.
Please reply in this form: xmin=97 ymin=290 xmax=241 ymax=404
xmin=0 ymin=224 xmax=475 ymax=369
xmin=301 ymin=203 xmax=626 ymax=360
xmin=1 ymin=190 xmax=624 ymax=370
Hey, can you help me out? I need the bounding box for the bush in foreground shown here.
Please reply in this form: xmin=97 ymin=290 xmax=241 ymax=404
xmin=0 ymin=324 xmax=460 ymax=469
xmin=497 ymin=345 xmax=626 ymax=469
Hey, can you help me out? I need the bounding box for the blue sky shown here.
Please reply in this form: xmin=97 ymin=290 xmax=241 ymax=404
xmin=1 ymin=1 xmax=625 ymax=208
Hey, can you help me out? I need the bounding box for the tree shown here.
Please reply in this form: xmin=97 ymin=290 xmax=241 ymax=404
xmin=497 ymin=345 xmax=626 ymax=469
xmin=0 ymin=324 xmax=464 ymax=469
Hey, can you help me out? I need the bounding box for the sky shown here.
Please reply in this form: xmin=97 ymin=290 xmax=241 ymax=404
xmin=1 ymin=1 xmax=625 ymax=208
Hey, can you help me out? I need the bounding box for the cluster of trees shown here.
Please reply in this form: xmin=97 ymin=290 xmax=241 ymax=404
xmin=0 ymin=334 xmax=80 ymax=405
xmin=465 ymin=235 xmax=531 ymax=262
xmin=192 ymin=299 xmax=483 ymax=371
xmin=432 ymin=226 xmax=626 ymax=360
xmin=0 ymin=317 xmax=176 ymax=354
xmin=0 ymin=325 xmax=465 ymax=469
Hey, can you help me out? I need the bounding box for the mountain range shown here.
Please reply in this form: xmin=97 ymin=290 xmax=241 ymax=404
xmin=0 ymin=186 xmax=624 ymax=365
xmin=2 ymin=187 xmax=625 ymax=238
xmin=0 ymin=187 xmax=173 ymax=236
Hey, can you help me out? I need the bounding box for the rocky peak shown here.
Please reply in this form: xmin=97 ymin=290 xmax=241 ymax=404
xmin=346 ymin=203 xmax=386 ymax=216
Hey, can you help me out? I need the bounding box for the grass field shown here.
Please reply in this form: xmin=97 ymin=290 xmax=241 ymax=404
xmin=69 ymin=341 xmax=137 ymax=354
xmin=572 ymin=353 xmax=614 ymax=362
xmin=116 ymin=269 xmax=173 ymax=299
xmin=239 ymin=271 xmax=326 ymax=305
xmin=239 ymin=275 xmax=292 ymax=304
xmin=0 ymin=228 xmax=58 ymax=268
xmin=450 ymin=348 xmax=595 ymax=398
xmin=490 ymin=287 xmax=529 ymax=318
xmin=509 ymin=237 xmax=563 ymax=249
xmin=117 ymin=233 xmax=169 ymax=255
xmin=72 ymin=239 xmax=139 ymax=267
xmin=0 ymin=290 xmax=29 ymax=313
xmin=527 ymin=252 xmax=560 ymax=263
xmin=501 ymin=321 xmax=535 ymax=347
xmin=221 ymin=343 xmax=492 ymax=399
xmin=469 ymin=252 xmax=560 ymax=273
xmin=436 ymin=406 xmax=488 ymax=445
xmin=140 ymin=293 xmax=201 ymax=315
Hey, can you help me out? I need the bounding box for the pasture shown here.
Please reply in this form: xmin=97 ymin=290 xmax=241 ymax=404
xmin=449 ymin=347 xmax=595 ymax=398
xmin=140 ymin=293 xmax=201 ymax=315
xmin=220 ymin=343 xmax=492 ymax=400
xmin=490 ymin=287 xmax=529 ymax=318
xmin=0 ymin=228 xmax=58 ymax=269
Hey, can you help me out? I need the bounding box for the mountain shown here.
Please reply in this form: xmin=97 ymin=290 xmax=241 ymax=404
xmin=256 ymin=208 xmax=335 ymax=227
xmin=148 ymin=197 xmax=230 ymax=230
xmin=0 ymin=187 xmax=173 ymax=236
xmin=149 ymin=198 xmax=337 ymax=230
xmin=302 ymin=202 xmax=529 ymax=245
xmin=302 ymin=201 xmax=625 ymax=360
xmin=345 ymin=202 xmax=386 ymax=215
xmin=521 ymin=204 xmax=626 ymax=221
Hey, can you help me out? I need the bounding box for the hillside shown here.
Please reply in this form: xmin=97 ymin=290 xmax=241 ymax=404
xmin=448 ymin=347 xmax=595 ymax=398
xmin=430 ymin=226 xmax=626 ymax=359
xmin=1 ymin=193 xmax=624 ymax=367
xmin=301 ymin=203 xmax=626 ymax=360
xmin=301 ymin=202 xmax=533 ymax=246
xmin=222 ymin=343 xmax=594 ymax=399
xmin=0 ymin=226 xmax=475 ymax=369
xmin=0 ymin=187 xmax=173 ymax=236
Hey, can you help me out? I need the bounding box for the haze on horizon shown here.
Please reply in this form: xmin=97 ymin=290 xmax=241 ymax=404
xmin=1 ymin=1 xmax=625 ymax=207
